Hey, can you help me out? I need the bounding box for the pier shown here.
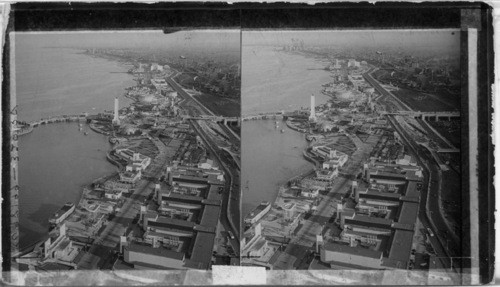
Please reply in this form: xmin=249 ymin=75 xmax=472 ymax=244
xmin=241 ymin=110 xmax=301 ymax=121
xmin=15 ymin=114 xmax=88 ymax=137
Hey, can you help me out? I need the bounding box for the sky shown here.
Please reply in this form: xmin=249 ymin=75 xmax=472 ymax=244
xmin=243 ymin=29 xmax=460 ymax=55
xmin=12 ymin=29 xmax=240 ymax=51
xmin=12 ymin=29 xmax=460 ymax=57
xmin=12 ymin=29 xmax=242 ymax=66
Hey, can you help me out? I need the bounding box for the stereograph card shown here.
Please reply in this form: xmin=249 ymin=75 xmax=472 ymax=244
xmin=0 ymin=2 xmax=495 ymax=286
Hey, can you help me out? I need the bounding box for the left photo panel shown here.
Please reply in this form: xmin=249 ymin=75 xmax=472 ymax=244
xmin=9 ymin=30 xmax=241 ymax=271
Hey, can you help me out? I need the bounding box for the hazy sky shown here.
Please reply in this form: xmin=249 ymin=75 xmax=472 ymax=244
xmin=12 ymin=29 xmax=459 ymax=55
xmin=243 ymin=29 xmax=460 ymax=54
xmin=13 ymin=30 xmax=240 ymax=51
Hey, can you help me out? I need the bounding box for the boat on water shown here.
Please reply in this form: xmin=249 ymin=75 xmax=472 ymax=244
xmin=244 ymin=201 xmax=271 ymax=226
xmin=281 ymin=129 xmax=285 ymax=133
xmin=49 ymin=202 xmax=75 ymax=229
xmin=84 ymin=132 xmax=89 ymax=135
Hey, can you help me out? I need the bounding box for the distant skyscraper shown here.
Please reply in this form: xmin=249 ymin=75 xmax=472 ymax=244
xmin=309 ymin=94 xmax=316 ymax=122
xmin=113 ymin=97 xmax=120 ymax=125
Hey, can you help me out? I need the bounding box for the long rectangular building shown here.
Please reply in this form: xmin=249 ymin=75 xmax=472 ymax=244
xmin=319 ymin=162 xmax=422 ymax=270
xmin=123 ymin=164 xmax=226 ymax=270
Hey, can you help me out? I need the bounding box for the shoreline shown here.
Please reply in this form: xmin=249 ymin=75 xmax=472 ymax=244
xmin=242 ymin=47 xmax=332 ymax=116
xmin=70 ymin=52 xmax=138 ymax=212
xmin=242 ymin=47 xmax=334 ymax=218
xmin=268 ymin=131 xmax=316 ymax=210
xmin=18 ymin=121 xmax=116 ymax=250
xmin=243 ymin=51 xmax=364 ymax=223
xmin=244 ymin=48 xmax=336 ymax=214
xmin=244 ymin=119 xmax=315 ymax=219
xmin=63 ymin=49 xmax=135 ymax=203
xmin=19 ymin=50 xmax=137 ymax=250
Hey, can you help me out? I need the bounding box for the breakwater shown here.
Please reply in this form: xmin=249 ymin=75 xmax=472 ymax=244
xmin=16 ymin=114 xmax=88 ymax=137
xmin=285 ymin=120 xmax=308 ymax=133
xmin=88 ymin=122 xmax=111 ymax=136
xmin=302 ymin=148 xmax=320 ymax=167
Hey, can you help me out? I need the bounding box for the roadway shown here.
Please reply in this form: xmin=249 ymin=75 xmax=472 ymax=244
xmin=387 ymin=115 xmax=462 ymax=277
xmin=166 ymin=71 xmax=241 ymax=252
xmin=366 ymin=69 xmax=462 ymax=270
xmin=363 ymin=68 xmax=413 ymax=112
xmin=272 ymin=174 xmax=352 ymax=270
xmin=166 ymin=72 xmax=240 ymax=143
xmin=189 ymin=119 xmax=240 ymax=253
xmin=76 ymin=139 xmax=169 ymax=270
xmin=165 ymin=73 xmax=215 ymax=117
xmin=273 ymin=131 xmax=378 ymax=269
xmin=367 ymin=74 xmax=462 ymax=277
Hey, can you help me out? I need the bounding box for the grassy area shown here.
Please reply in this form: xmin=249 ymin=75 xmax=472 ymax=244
xmin=194 ymin=93 xmax=240 ymax=117
xmin=438 ymin=152 xmax=460 ymax=174
xmin=428 ymin=120 xmax=461 ymax=148
xmin=356 ymin=133 xmax=369 ymax=143
xmin=415 ymin=119 xmax=450 ymax=149
xmin=392 ymin=88 xmax=456 ymax=112
xmin=372 ymin=69 xmax=405 ymax=80
xmin=371 ymin=69 xmax=388 ymax=79
xmin=228 ymin=125 xmax=240 ymax=136
xmin=128 ymin=139 xmax=159 ymax=158
xmin=372 ymin=69 xmax=460 ymax=110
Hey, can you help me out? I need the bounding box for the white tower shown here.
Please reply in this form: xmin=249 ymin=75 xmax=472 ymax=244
xmin=316 ymin=233 xmax=324 ymax=253
xmin=352 ymin=181 xmax=359 ymax=203
xmin=309 ymin=94 xmax=316 ymax=121
xmin=113 ymin=97 xmax=120 ymax=125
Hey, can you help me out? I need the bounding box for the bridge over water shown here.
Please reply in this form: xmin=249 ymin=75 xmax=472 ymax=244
xmin=16 ymin=113 xmax=244 ymax=137
xmin=241 ymin=110 xmax=304 ymax=121
xmin=15 ymin=114 xmax=88 ymax=136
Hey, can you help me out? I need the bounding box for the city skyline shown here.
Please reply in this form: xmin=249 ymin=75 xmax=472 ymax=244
xmin=243 ymin=29 xmax=460 ymax=55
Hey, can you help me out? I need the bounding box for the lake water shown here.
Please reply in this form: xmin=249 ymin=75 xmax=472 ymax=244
xmin=241 ymin=46 xmax=332 ymax=115
xmin=18 ymin=124 xmax=117 ymax=248
xmin=15 ymin=46 xmax=135 ymax=122
xmin=14 ymin=35 xmax=134 ymax=248
xmin=241 ymin=120 xmax=313 ymax=218
xmin=241 ymin=45 xmax=330 ymax=218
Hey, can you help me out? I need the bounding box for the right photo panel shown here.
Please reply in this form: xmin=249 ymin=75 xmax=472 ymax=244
xmin=241 ymin=30 xmax=463 ymax=273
